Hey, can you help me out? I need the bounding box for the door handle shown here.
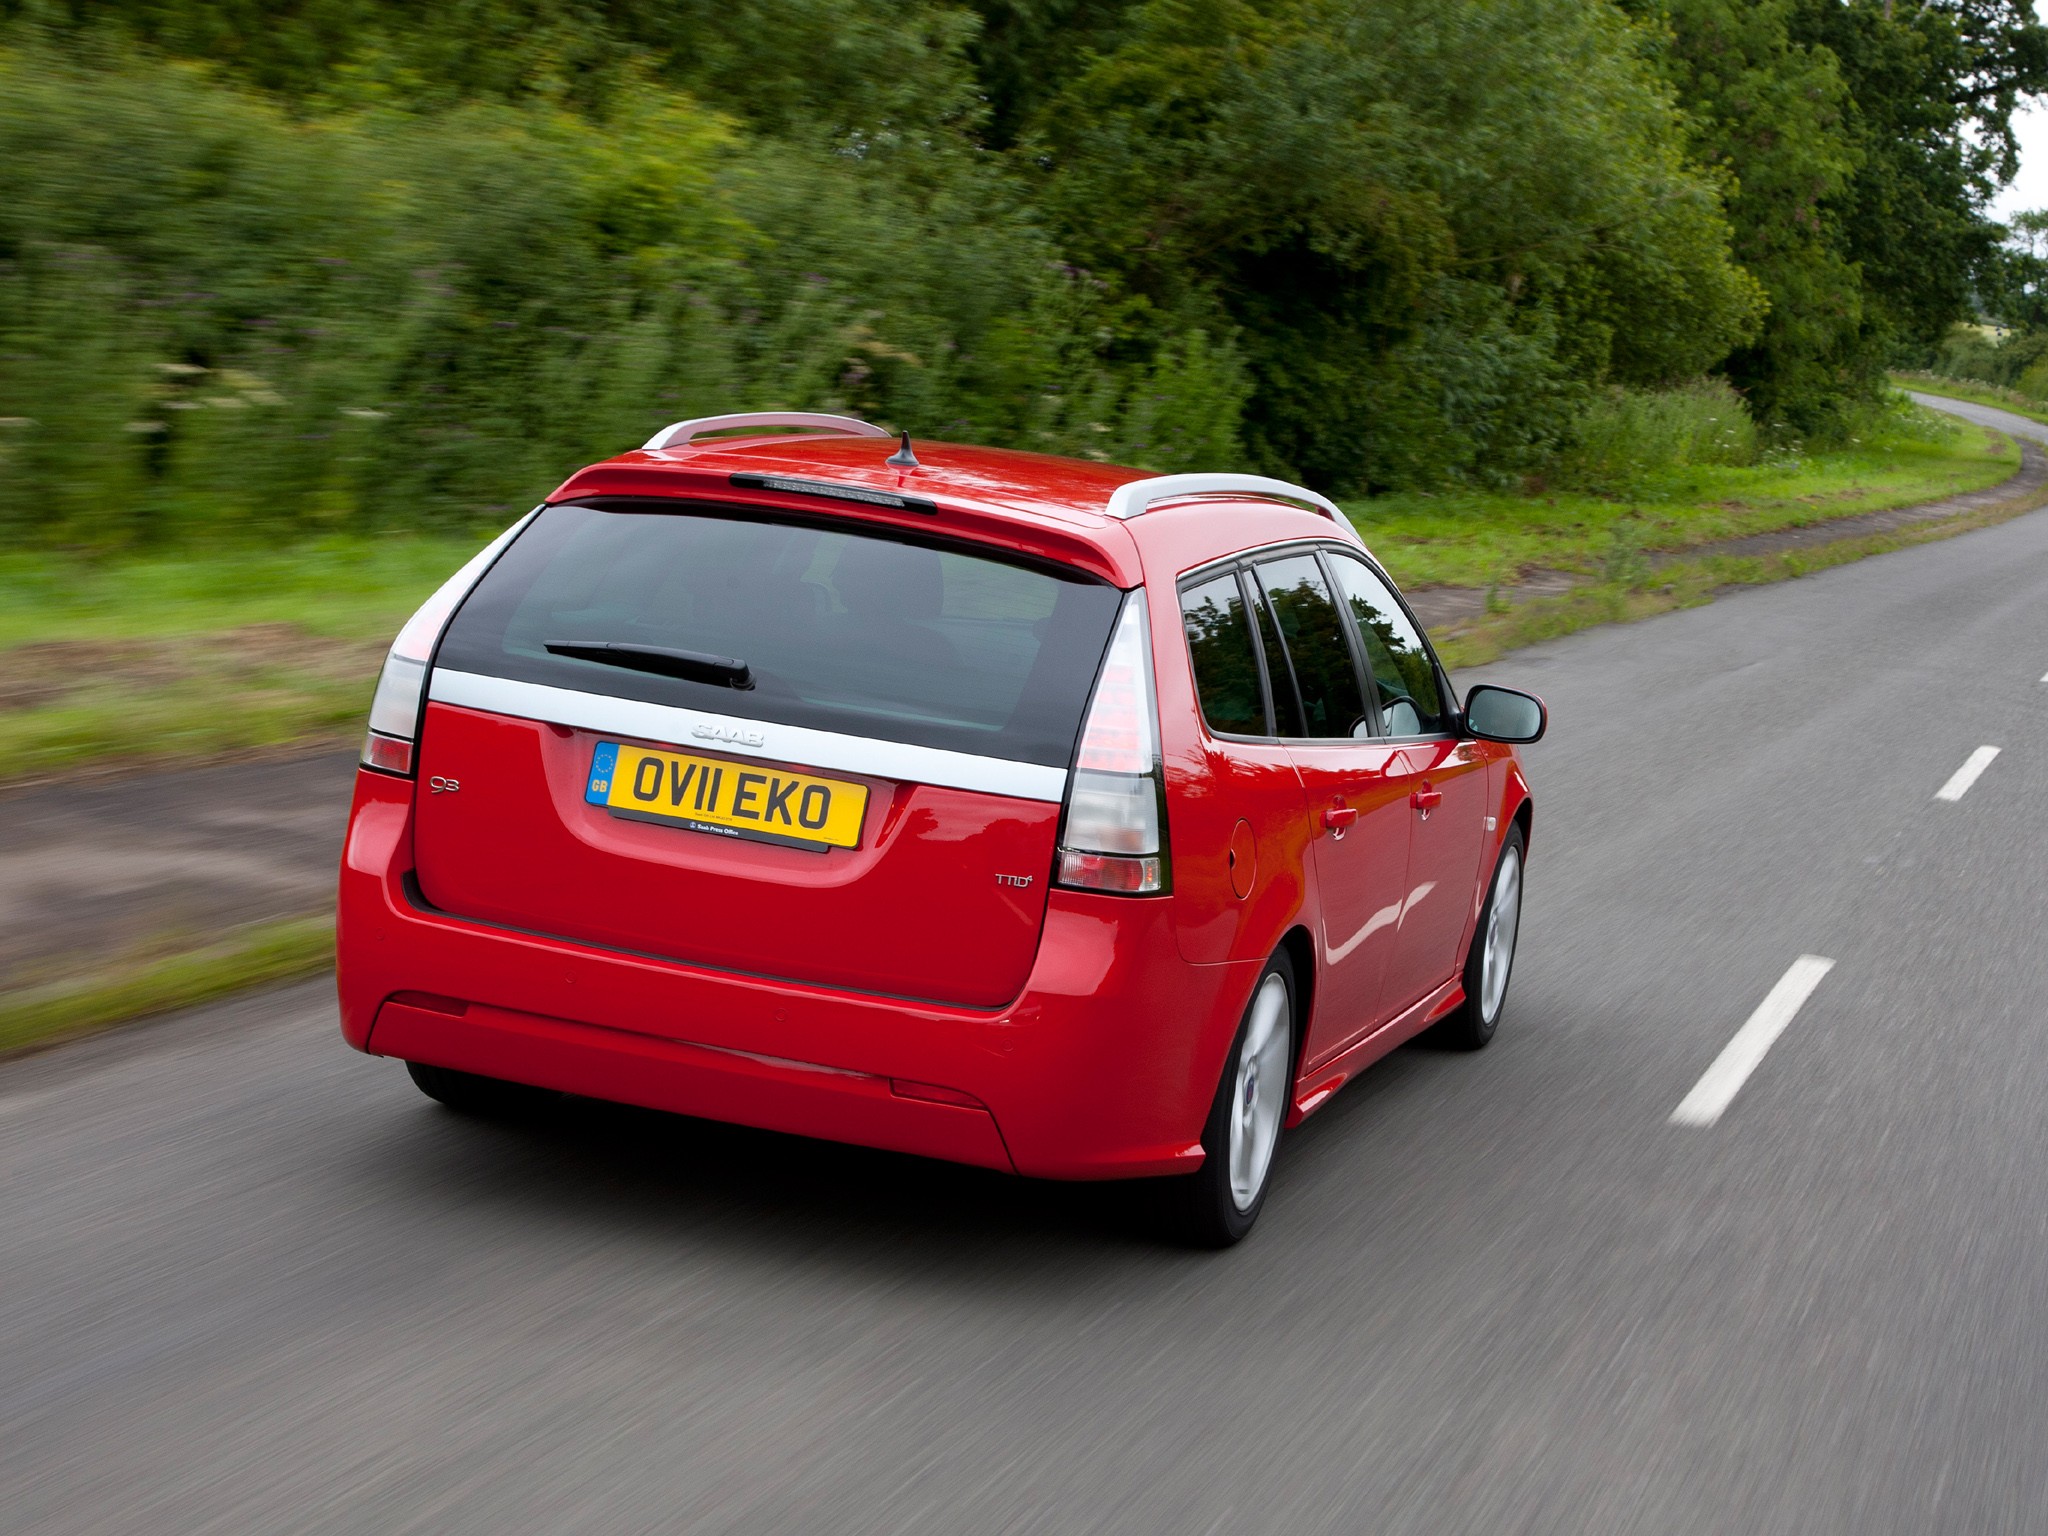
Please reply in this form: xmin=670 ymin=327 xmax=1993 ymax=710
xmin=1411 ymin=787 xmax=1442 ymax=816
xmin=1322 ymin=804 xmax=1358 ymax=836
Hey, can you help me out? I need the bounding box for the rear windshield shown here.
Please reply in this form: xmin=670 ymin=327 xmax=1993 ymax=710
xmin=435 ymin=502 xmax=1125 ymax=767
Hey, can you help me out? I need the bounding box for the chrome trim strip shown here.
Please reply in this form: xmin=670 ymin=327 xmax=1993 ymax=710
xmin=427 ymin=670 xmax=1070 ymax=803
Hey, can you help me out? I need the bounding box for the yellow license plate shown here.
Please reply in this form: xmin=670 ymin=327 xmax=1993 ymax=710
xmin=583 ymin=741 xmax=868 ymax=851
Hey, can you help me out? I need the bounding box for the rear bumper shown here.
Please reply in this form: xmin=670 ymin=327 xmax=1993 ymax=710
xmin=338 ymin=771 xmax=1256 ymax=1180
xmin=372 ymin=995 xmax=1018 ymax=1170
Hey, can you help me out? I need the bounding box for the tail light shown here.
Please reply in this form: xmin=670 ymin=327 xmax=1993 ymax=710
xmin=360 ymin=512 xmax=537 ymax=777
xmin=1057 ymin=590 xmax=1170 ymax=894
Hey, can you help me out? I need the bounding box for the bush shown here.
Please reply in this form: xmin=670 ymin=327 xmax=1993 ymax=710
xmin=1826 ymin=389 xmax=1962 ymax=449
xmin=1552 ymin=379 xmax=1757 ymax=491
xmin=0 ymin=45 xmax=737 ymax=543
xmin=1922 ymin=323 xmax=2048 ymax=398
xmin=0 ymin=35 xmax=1250 ymax=548
xmin=1 ymin=5 xmax=1927 ymax=545
xmin=1022 ymin=0 xmax=1765 ymax=493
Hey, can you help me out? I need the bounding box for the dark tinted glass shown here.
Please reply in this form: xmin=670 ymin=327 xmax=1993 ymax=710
xmin=437 ymin=502 xmax=1123 ymax=766
xmin=1255 ymin=555 xmax=1369 ymax=739
xmin=1179 ymin=572 xmax=1267 ymax=735
xmin=1326 ymin=552 xmax=1448 ymax=735
xmin=1247 ymin=580 xmax=1305 ymax=737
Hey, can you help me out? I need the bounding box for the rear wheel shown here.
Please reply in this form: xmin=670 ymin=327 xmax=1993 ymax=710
xmin=1160 ymin=952 xmax=1297 ymax=1247
xmin=1430 ymin=825 xmax=1525 ymax=1051
xmin=405 ymin=1060 xmax=546 ymax=1118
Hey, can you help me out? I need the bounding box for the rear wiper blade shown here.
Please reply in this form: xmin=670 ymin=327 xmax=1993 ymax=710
xmin=545 ymin=641 xmax=753 ymax=690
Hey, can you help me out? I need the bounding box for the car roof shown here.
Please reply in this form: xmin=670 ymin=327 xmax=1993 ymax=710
xmin=548 ymin=431 xmax=1366 ymax=588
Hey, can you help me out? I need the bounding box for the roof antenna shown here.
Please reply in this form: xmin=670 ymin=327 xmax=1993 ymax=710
xmin=886 ymin=430 xmax=920 ymax=469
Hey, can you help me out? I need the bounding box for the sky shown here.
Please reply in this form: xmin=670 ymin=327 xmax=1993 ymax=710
xmin=1990 ymin=101 xmax=2048 ymax=221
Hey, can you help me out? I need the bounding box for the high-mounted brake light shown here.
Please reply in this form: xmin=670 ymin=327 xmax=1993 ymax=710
xmin=360 ymin=511 xmax=536 ymax=777
xmin=1057 ymin=592 xmax=1169 ymax=895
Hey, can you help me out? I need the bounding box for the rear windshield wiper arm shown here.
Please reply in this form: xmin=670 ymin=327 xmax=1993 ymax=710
xmin=545 ymin=641 xmax=754 ymax=690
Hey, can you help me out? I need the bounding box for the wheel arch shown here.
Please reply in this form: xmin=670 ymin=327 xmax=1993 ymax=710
xmin=1457 ymin=788 xmax=1532 ymax=983
xmin=1275 ymin=924 xmax=1317 ymax=1082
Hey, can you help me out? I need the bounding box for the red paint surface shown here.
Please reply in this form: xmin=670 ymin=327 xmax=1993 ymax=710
xmin=413 ymin=704 xmax=1060 ymax=1010
xmin=1285 ymin=738 xmax=1414 ymax=1069
xmin=337 ymin=430 xmax=1536 ymax=1179
xmin=341 ymin=769 xmax=1249 ymax=1179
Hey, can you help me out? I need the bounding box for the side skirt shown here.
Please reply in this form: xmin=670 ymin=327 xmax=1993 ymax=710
xmin=1285 ymin=977 xmax=1464 ymax=1126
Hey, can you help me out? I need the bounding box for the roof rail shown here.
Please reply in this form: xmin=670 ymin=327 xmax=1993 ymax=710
xmin=642 ymin=412 xmax=893 ymax=452
xmin=1104 ymin=472 xmax=1349 ymax=528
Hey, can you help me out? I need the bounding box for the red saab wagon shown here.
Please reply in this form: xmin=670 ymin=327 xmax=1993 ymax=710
xmin=338 ymin=412 xmax=1545 ymax=1243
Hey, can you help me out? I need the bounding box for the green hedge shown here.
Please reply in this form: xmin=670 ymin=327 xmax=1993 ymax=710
xmin=7 ymin=0 xmax=2033 ymax=539
xmin=0 ymin=37 xmax=1251 ymax=546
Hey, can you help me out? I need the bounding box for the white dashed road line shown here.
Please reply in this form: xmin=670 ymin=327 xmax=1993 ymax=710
xmin=1672 ymin=956 xmax=1836 ymax=1127
xmin=1935 ymin=746 xmax=2000 ymax=803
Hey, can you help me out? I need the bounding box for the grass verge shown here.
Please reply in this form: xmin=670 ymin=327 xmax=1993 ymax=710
xmin=1436 ymin=453 xmax=2048 ymax=669
xmin=0 ymin=399 xmax=2019 ymax=784
xmin=1352 ymin=405 xmax=2015 ymax=591
xmin=0 ymin=913 xmax=333 ymax=1058
xmin=0 ymin=533 xmax=487 ymax=784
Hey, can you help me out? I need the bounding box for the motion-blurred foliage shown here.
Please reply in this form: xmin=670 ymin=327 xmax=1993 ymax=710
xmin=0 ymin=0 xmax=2043 ymax=545
xmin=0 ymin=32 xmax=1190 ymax=544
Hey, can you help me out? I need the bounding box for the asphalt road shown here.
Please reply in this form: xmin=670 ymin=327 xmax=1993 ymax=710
xmin=7 ymin=396 xmax=2048 ymax=1533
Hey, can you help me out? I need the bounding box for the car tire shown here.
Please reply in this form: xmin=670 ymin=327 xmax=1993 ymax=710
xmin=1430 ymin=824 xmax=1526 ymax=1051
xmin=1159 ymin=951 xmax=1297 ymax=1248
xmin=405 ymin=1060 xmax=545 ymax=1117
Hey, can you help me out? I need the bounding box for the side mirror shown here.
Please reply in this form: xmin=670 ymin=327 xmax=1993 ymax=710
xmin=1463 ymin=684 xmax=1546 ymax=744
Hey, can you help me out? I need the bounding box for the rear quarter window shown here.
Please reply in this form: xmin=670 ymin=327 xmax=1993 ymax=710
xmin=1178 ymin=572 xmax=1268 ymax=736
xmin=435 ymin=502 xmax=1124 ymax=768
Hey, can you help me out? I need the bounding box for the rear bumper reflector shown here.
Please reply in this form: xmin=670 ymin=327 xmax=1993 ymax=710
xmin=1057 ymin=850 xmax=1163 ymax=894
xmin=889 ymin=1079 xmax=988 ymax=1110
xmin=388 ymin=989 xmax=468 ymax=1016
xmin=361 ymin=730 xmax=414 ymax=776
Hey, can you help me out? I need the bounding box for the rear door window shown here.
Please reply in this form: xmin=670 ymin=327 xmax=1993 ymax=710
xmin=1178 ymin=571 xmax=1269 ymax=736
xmin=1326 ymin=551 xmax=1450 ymax=736
xmin=1253 ymin=555 xmax=1370 ymax=739
xmin=435 ymin=502 xmax=1124 ymax=767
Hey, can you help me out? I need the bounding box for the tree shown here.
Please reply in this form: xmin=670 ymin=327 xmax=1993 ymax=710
xmin=1788 ymin=0 xmax=2048 ymax=378
xmin=1019 ymin=0 xmax=1762 ymax=490
xmin=1629 ymin=0 xmax=1863 ymax=427
xmin=1983 ymin=207 xmax=2048 ymax=330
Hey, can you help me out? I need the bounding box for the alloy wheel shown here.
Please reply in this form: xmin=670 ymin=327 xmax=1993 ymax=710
xmin=1479 ymin=845 xmax=1523 ymax=1024
xmin=1228 ymin=972 xmax=1292 ymax=1212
